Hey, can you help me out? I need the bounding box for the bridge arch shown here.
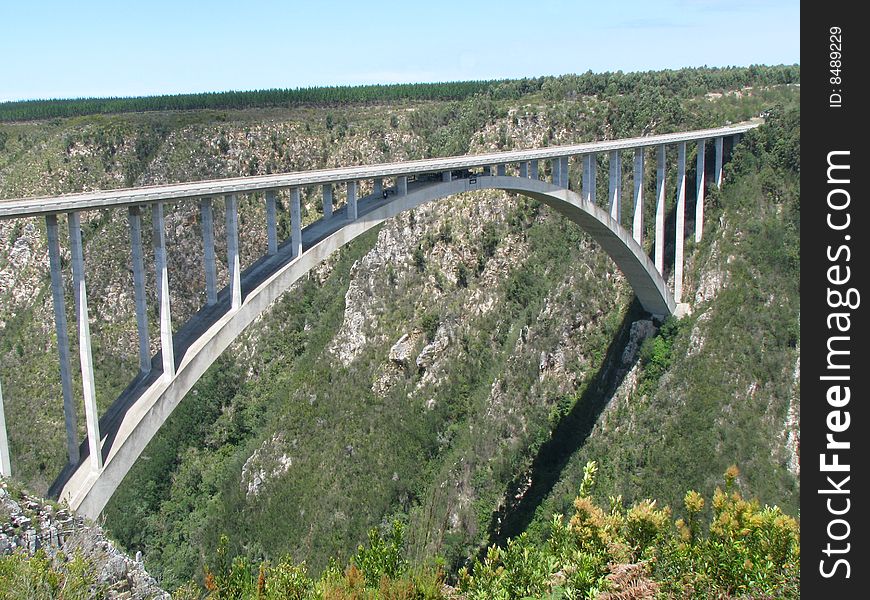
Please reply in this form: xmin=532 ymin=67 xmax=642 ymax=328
xmin=53 ymin=174 xmax=673 ymax=518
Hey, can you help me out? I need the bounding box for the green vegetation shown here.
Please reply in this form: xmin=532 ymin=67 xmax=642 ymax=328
xmin=0 ymin=81 xmax=497 ymax=122
xmin=158 ymin=464 xmax=796 ymax=599
xmin=1 ymin=65 xmax=797 ymax=124
xmin=0 ymin=550 xmax=98 ymax=599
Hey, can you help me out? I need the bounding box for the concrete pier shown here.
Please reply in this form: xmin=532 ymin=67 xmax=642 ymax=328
xmin=608 ymin=150 xmax=622 ymax=222
xmin=46 ymin=215 xmax=79 ymax=463
xmin=266 ymin=191 xmax=278 ymax=253
xmin=674 ymin=142 xmax=687 ymax=303
xmin=519 ymin=161 xmax=528 ymax=178
xmin=0 ymin=379 xmax=9 ymax=477
xmin=397 ymin=176 xmax=408 ymax=196
xmin=347 ymin=180 xmax=358 ymax=220
xmin=290 ymin=188 xmax=302 ymax=257
xmin=497 ymin=164 xmax=506 ymax=177
xmin=152 ymin=203 xmax=175 ymax=380
xmin=127 ymin=208 xmax=151 ymax=375
xmin=715 ymin=136 xmax=724 ymax=188
xmin=695 ymin=139 xmax=706 ymax=242
xmin=655 ymin=145 xmax=666 ymax=274
xmin=583 ymin=154 xmax=597 ymax=205
xmin=633 ymin=149 xmax=644 ymax=243
xmin=551 ymin=158 xmax=560 ymax=186
xmin=374 ymin=178 xmax=383 ymax=197
xmin=560 ymin=156 xmax=569 ymax=187
xmin=68 ymin=212 xmax=103 ymax=471
xmin=530 ymin=160 xmax=539 ymax=180
xmin=321 ymin=185 xmax=333 ymax=221
xmin=200 ymin=199 xmax=218 ymax=306
xmin=225 ymin=194 xmax=241 ymax=311
xmin=442 ymin=171 xmax=452 ymax=182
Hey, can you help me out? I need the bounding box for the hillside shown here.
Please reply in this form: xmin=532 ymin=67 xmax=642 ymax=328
xmin=0 ymin=68 xmax=799 ymax=593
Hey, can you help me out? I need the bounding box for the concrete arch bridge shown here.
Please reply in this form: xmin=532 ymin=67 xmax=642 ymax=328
xmin=0 ymin=122 xmax=757 ymax=518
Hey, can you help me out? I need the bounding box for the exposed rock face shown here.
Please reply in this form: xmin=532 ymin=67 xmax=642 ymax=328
xmin=620 ymin=320 xmax=656 ymax=368
xmin=416 ymin=324 xmax=451 ymax=370
xmin=240 ymin=433 xmax=294 ymax=499
xmin=0 ymin=479 xmax=169 ymax=599
xmin=783 ymin=350 xmax=800 ymax=477
xmin=389 ymin=333 xmax=415 ymax=367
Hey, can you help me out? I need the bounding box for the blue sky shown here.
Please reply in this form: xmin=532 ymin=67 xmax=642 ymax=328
xmin=0 ymin=0 xmax=799 ymax=102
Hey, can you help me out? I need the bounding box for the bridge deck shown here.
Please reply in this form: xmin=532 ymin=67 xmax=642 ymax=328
xmin=0 ymin=122 xmax=759 ymax=219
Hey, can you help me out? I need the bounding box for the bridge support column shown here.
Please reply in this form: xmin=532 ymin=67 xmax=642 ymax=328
xmin=152 ymin=203 xmax=175 ymax=380
xmin=561 ymin=156 xmax=569 ymax=187
xmin=497 ymin=164 xmax=506 ymax=176
xmin=374 ymin=178 xmax=383 ymax=197
xmin=347 ymin=181 xmax=358 ymax=220
xmin=225 ymin=195 xmax=241 ymax=311
xmin=582 ymin=154 xmax=596 ymax=204
xmin=397 ymin=176 xmax=407 ymax=196
xmin=655 ymin=145 xmax=666 ymax=274
xmin=0 ymin=380 xmax=9 ymax=477
xmin=695 ymin=139 xmax=706 ymax=242
xmin=266 ymin=191 xmax=278 ymax=253
xmin=290 ymin=187 xmax=302 ymax=257
xmin=200 ymin=199 xmax=218 ymax=306
xmin=674 ymin=142 xmax=687 ymax=303
xmin=519 ymin=161 xmax=528 ymax=178
xmin=530 ymin=160 xmax=539 ymax=180
xmin=68 ymin=212 xmax=103 ymax=471
xmin=633 ymin=149 xmax=644 ymax=244
xmin=321 ymin=185 xmax=333 ymax=221
xmin=46 ymin=215 xmax=79 ymax=464
xmin=608 ymin=150 xmax=622 ymax=222
xmin=442 ymin=171 xmax=452 ymax=182
xmin=483 ymin=166 xmax=491 ymax=176
xmin=127 ymin=208 xmax=151 ymax=375
xmin=550 ymin=158 xmax=560 ymax=186
xmin=714 ymin=136 xmax=724 ymax=189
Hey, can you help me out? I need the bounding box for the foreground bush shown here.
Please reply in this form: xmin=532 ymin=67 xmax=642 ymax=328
xmin=458 ymin=462 xmax=799 ymax=599
xmin=188 ymin=462 xmax=797 ymax=599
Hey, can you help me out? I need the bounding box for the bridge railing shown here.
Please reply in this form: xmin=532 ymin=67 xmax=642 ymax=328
xmin=0 ymin=123 xmax=757 ymax=481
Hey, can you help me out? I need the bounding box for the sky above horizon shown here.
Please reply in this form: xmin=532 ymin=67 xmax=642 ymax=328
xmin=0 ymin=0 xmax=799 ymax=103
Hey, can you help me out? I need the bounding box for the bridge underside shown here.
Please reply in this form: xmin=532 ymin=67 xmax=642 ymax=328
xmin=49 ymin=174 xmax=674 ymax=518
